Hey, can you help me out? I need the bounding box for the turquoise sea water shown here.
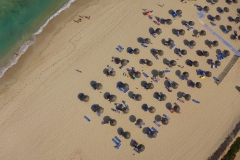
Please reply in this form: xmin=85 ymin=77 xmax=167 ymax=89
xmin=0 ymin=0 xmax=72 ymax=77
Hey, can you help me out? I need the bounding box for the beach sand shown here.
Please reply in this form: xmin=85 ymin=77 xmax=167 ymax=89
xmin=0 ymin=0 xmax=240 ymax=159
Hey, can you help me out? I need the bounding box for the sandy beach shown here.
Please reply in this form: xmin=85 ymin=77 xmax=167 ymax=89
xmin=0 ymin=0 xmax=240 ymax=159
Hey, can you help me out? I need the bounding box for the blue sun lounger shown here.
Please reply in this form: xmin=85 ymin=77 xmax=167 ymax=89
xmin=219 ymin=8 xmax=224 ymax=14
xmin=164 ymin=70 xmax=170 ymax=73
xmin=117 ymin=86 xmax=124 ymax=91
xmin=172 ymin=12 xmax=177 ymax=18
xmin=222 ymin=29 xmax=229 ymax=34
xmin=123 ymin=88 xmax=129 ymax=93
xmin=154 ymin=121 xmax=161 ymax=127
xmin=84 ymin=116 xmax=91 ymax=122
xmin=152 ymin=127 xmax=159 ymax=133
xmin=118 ymin=45 xmax=124 ymax=51
xmin=210 ymin=1 xmax=215 ymax=5
xmin=185 ymin=23 xmax=194 ymax=31
xmin=147 ymin=127 xmax=153 ymax=138
xmin=115 ymin=136 xmax=121 ymax=143
xmin=112 ymin=138 xmax=119 ymax=145
xmin=210 ymin=21 xmax=216 ymax=26
xmin=142 ymin=104 xmax=149 ymax=111
xmin=170 ymin=44 xmax=176 ymax=49
xmin=143 ymin=72 xmax=149 ymax=78
xmin=193 ymin=99 xmax=200 ymax=104
xmin=141 ymin=43 xmax=148 ymax=48
xmin=116 ymin=143 xmax=121 ymax=149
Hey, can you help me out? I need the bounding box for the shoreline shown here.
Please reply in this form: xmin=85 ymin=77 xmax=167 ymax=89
xmin=0 ymin=0 xmax=98 ymax=91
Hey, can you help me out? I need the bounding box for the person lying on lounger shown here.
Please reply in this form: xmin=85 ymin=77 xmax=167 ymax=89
xmin=132 ymin=140 xmax=139 ymax=148
xmin=166 ymin=61 xmax=172 ymax=68
xmin=189 ymin=81 xmax=195 ymax=88
xmin=208 ymin=43 xmax=213 ymax=49
xmin=177 ymin=49 xmax=183 ymax=57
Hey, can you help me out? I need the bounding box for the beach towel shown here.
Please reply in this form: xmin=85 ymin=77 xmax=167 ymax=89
xmin=152 ymin=127 xmax=159 ymax=133
xmin=141 ymin=43 xmax=148 ymax=48
xmin=107 ymin=65 xmax=114 ymax=71
xmin=143 ymin=72 xmax=149 ymax=78
xmin=84 ymin=116 xmax=91 ymax=122
xmin=154 ymin=121 xmax=161 ymax=127
xmin=210 ymin=21 xmax=216 ymax=26
xmin=164 ymin=70 xmax=170 ymax=73
xmin=193 ymin=99 xmax=200 ymax=104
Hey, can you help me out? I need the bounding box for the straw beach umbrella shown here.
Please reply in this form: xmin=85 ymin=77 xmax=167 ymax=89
xmin=233 ymin=0 xmax=238 ymax=3
xmin=168 ymin=39 xmax=174 ymax=45
xmin=213 ymin=41 xmax=218 ymax=47
xmin=150 ymin=131 xmax=157 ymax=138
xmin=96 ymin=106 xmax=104 ymax=114
xmin=137 ymin=144 xmax=145 ymax=152
xmin=121 ymin=59 xmax=129 ymax=66
xmin=183 ymin=72 xmax=189 ymax=78
xmin=189 ymin=21 xmax=195 ymax=26
xmin=146 ymin=60 xmax=153 ymax=66
xmin=144 ymin=38 xmax=151 ymax=44
xmin=95 ymin=83 xmax=103 ymax=90
xmin=215 ymin=60 xmax=221 ymax=66
xmin=172 ymin=82 xmax=179 ymax=89
xmin=122 ymin=83 xmax=129 ymax=90
xmin=238 ymin=36 xmax=240 ymax=40
xmin=162 ymin=118 xmax=169 ymax=125
xmin=179 ymin=29 xmax=185 ymax=35
xmin=155 ymin=28 xmax=162 ymax=35
xmin=133 ymin=48 xmax=140 ymax=55
xmin=215 ymin=15 xmax=221 ymax=21
xmin=193 ymin=61 xmax=199 ymax=67
xmin=196 ymin=82 xmax=202 ymax=88
xmin=135 ymin=94 xmax=142 ymax=101
xmin=147 ymin=83 xmax=154 ymax=89
xmin=110 ymin=119 xmax=117 ymax=126
xmin=223 ymin=50 xmax=230 ymax=56
xmin=148 ymin=106 xmax=156 ymax=113
xmin=82 ymin=95 xmax=89 ymax=102
xmin=109 ymin=70 xmax=116 ymax=77
xmin=160 ymin=94 xmax=167 ymax=101
xmin=170 ymin=60 xmax=177 ymax=66
xmin=184 ymin=94 xmax=191 ymax=101
xmin=204 ymin=6 xmax=210 ymax=12
xmin=157 ymin=50 xmax=164 ymax=56
xmin=206 ymin=71 xmax=212 ymax=77
xmin=109 ymin=95 xmax=117 ymax=102
xmin=159 ymin=71 xmax=165 ymax=78
xmin=122 ymin=107 xmax=129 ymax=114
xmin=200 ymin=30 xmax=206 ymax=36
xmin=190 ymin=40 xmax=196 ymax=46
xmin=174 ymin=105 xmax=180 ymax=113
xmin=224 ymin=7 xmax=229 ymax=12
xmin=136 ymin=119 xmax=143 ymax=125
xmin=135 ymin=71 xmax=141 ymax=78
xmin=181 ymin=49 xmax=187 ymax=55
xmin=227 ymin=25 xmax=232 ymax=31
xmin=122 ymin=131 xmax=131 ymax=139
xmin=203 ymin=51 xmax=209 ymax=57
xmin=176 ymin=10 xmax=182 ymax=15
xmin=236 ymin=17 xmax=240 ymax=23
xmin=213 ymin=0 xmax=218 ymax=2
xmin=166 ymin=19 xmax=172 ymax=25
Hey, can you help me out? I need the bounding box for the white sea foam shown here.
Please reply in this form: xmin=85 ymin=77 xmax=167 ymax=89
xmin=0 ymin=0 xmax=76 ymax=78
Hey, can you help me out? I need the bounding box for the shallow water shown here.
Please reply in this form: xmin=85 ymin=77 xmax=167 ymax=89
xmin=0 ymin=0 xmax=69 ymax=75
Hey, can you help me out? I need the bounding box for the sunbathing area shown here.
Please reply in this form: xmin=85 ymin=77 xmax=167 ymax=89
xmin=1 ymin=0 xmax=240 ymax=160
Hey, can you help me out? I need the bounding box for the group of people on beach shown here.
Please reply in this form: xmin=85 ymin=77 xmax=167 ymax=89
xmin=75 ymin=15 xmax=90 ymax=23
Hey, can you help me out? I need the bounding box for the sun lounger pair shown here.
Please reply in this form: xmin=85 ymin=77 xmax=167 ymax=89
xmin=107 ymin=65 xmax=114 ymax=71
xmin=142 ymin=104 xmax=149 ymax=111
xmin=222 ymin=29 xmax=229 ymax=34
xmin=152 ymin=127 xmax=159 ymax=133
xmin=154 ymin=121 xmax=161 ymax=127
xmin=179 ymin=75 xmax=184 ymax=80
xmin=147 ymin=127 xmax=153 ymax=138
xmin=210 ymin=21 xmax=216 ymax=26
xmin=84 ymin=116 xmax=91 ymax=122
xmin=164 ymin=70 xmax=170 ymax=73
xmin=141 ymin=43 xmax=148 ymax=48
xmin=143 ymin=72 xmax=149 ymax=78
xmin=197 ymin=69 xmax=205 ymax=76
xmin=185 ymin=23 xmax=194 ymax=31
xmin=112 ymin=136 xmax=122 ymax=149
xmin=152 ymin=33 xmax=157 ymax=38
xmin=116 ymin=45 xmax=124 ymax=52
xmin=136 ymin=122 xmax=146 ymax=128
xmin=217 ymin=54 xmax=226 ymax=60
xmin=210 ymin=1 xmax=215 ymax=5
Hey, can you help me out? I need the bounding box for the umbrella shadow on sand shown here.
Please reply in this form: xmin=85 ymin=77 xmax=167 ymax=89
xmin=149 ymin=27 xmax=155 ymax=34
xmin=142 ymin=127 xmax=150 ymax=134
xmin=129 ymin=115 xmax=136 ymax=122
xmin=117 ymin=127 xmax=124 ymax=135
xmin=177 ymin=91 xmax=183 ymax=98
xmin=137 ymin=37 xmax=144 ymax=43
xmin=155 ymin=115 xmax=162 ymax=122
xmin=90 ymin=81 xmax=97 ymax=90
xmin=175 ymin=70 xmax=181 ymax=76
xmin=104 ymin=92 xmax=110 ymax=99
xmin=166 ymin=102 xmax=172 ymax=111
xmin=151 ymin=69 xmax=158 ymax=76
